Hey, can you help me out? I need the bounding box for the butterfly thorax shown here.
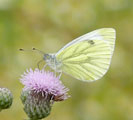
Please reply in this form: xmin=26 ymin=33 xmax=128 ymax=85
xmin=43 ymin=54 xmax=62 ymax=72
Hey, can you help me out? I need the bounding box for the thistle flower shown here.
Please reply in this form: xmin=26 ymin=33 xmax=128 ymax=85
xmin=0 ymin=88 xmax=13 ymax=111
xmin=20 ymin=68 xmax=69 ymax=120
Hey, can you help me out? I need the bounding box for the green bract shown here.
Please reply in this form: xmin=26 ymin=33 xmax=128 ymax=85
xmin=21 ymin=90 xmax=52 ymax=120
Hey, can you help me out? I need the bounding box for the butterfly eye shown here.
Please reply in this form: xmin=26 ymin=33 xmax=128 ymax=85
xmin=44 ymin=54 xmax=50 ymax=60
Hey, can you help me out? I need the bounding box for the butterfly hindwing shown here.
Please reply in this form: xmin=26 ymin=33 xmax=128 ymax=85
xmin=56 ymin=40 xmax=111 ymax=81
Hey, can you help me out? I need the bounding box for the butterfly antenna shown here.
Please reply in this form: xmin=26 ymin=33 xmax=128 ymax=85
xmin=19 ymin=48 xmax=45 ymax=55
xmin=32 ymin=48 xmax=45 ymax=55
xmin=19 ymin=48 xmax=32 ymax=52
xmin=19 ymin=48 xmax=25 ymax=51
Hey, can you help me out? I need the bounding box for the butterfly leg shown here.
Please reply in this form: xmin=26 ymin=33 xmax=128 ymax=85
xmin=53 ymin=58 xmax=57 ymax=76
xmin=43 ymin=64 xmax=47 ymax=70
xmin=58 ymin=71 xmax=62 ymax=79
xmin=37 ymin=59 xmax=44 ymax=69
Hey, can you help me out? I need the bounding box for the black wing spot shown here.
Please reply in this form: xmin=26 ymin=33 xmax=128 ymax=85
xmin=88 ymin=40 xmax=95 ymax=45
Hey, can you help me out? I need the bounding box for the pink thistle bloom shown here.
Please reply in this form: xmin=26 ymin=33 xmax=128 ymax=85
xmin=20 ymin=68 xmax=69 ymax=101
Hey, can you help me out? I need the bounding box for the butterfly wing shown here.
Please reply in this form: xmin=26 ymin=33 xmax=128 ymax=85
xmin=55 ymin=28 xmax=116 ymax=82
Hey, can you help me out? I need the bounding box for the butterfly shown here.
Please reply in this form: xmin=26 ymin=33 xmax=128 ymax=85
xmin=29 ymin=28 xmax=116 ymax=82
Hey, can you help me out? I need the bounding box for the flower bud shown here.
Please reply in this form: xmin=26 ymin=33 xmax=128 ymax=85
xmin=0 ymin=88 xmax=13 ymax=111
xmin=21 ymin=90 xmax=52 ymax=120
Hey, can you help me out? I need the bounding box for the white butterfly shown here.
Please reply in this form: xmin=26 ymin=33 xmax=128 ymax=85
xmin=40 ymin=28 xmax=116 ymax=82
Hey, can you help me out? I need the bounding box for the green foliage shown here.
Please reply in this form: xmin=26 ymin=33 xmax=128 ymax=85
xmin=0 ymin=0 xmax=133 ymax=120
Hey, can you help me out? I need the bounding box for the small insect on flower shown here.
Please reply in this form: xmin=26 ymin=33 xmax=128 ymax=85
xmin=20 ymin=68 xmax=69 ymax=120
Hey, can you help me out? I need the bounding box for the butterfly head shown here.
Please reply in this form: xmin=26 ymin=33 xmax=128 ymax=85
xmin=43 ymin=54 xmax=62 ymax=72
xmin=43 ymin=54 xmax=57 ymax=66
xmin=43 ymin=54 xmax=52 ymax=61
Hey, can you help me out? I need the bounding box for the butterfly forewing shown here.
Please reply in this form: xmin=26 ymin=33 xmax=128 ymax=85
xmin=56 ymin=28 xmax=115 ymax=56
xmin=55 ymin=28 xmax=116 ymax=82
xmin=98 ymin=28 xmax=115 ymax=53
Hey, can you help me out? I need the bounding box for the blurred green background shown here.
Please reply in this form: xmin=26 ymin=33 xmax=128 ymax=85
xmin=0 ymin=0 xmax=133 ymax=120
